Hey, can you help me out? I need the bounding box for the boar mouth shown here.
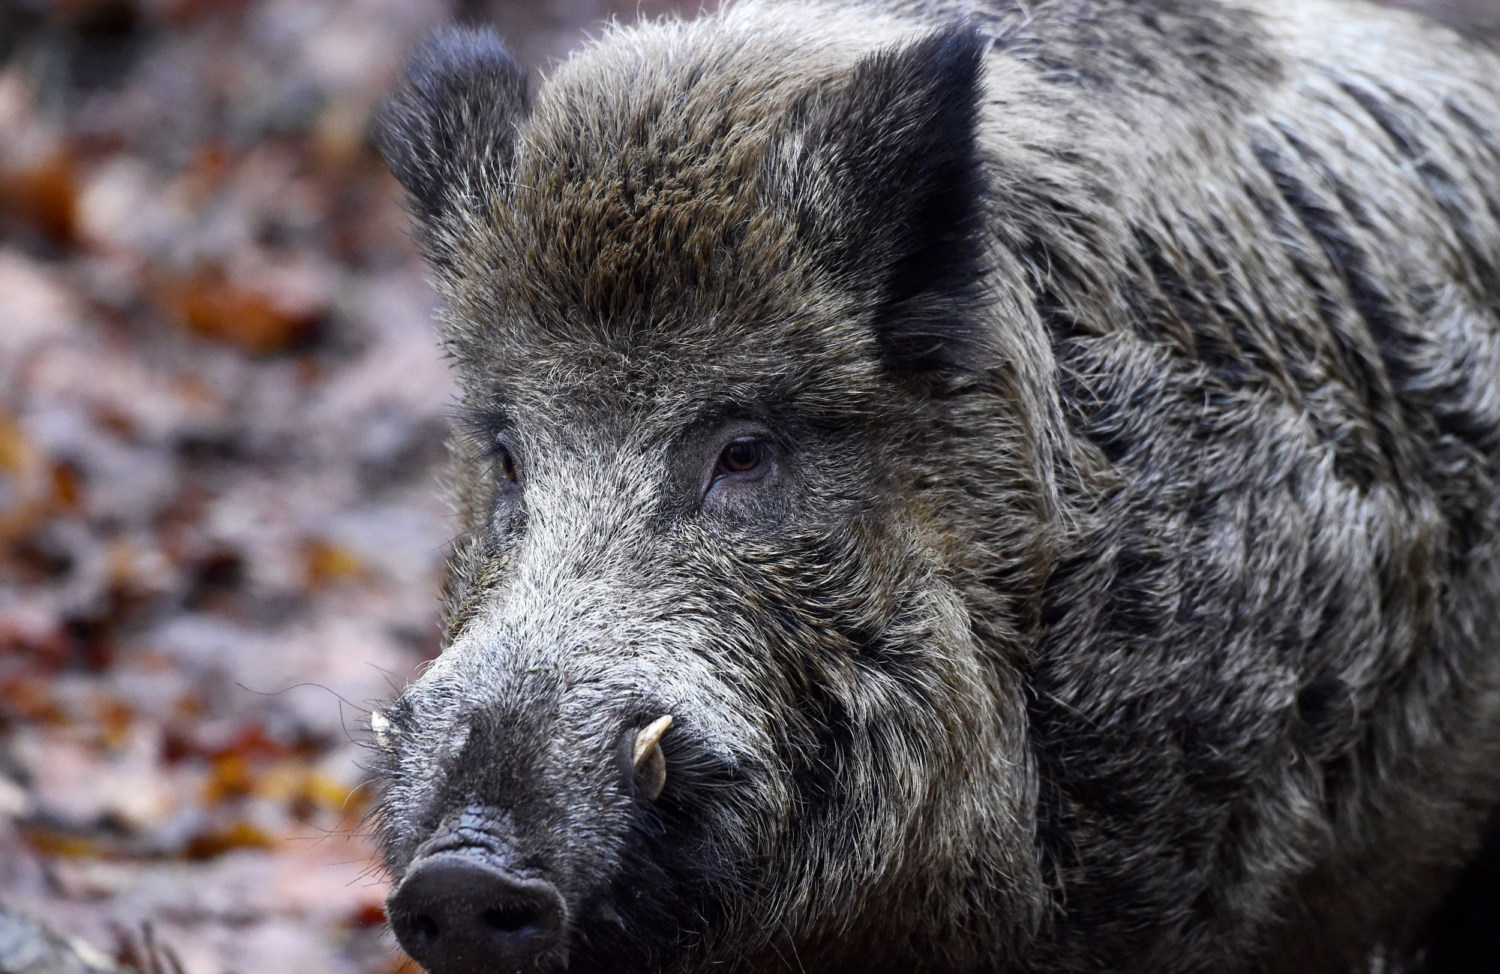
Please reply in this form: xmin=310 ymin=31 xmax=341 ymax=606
xmin=388 ymin=843 xmax=570 ymax=974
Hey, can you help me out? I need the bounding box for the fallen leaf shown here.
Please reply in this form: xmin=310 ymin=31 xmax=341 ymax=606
xmin=158 ymin=265 xmax=320 ymax=356
xmin=0 ymin=148 xmax=81 ymax=246
xmin=0 ymin=676 xmax=65 ymax=724
xmin=302 ymin=538 xmax=366 ymax=588
xmin=347 ymin=902 xmax=386 ymax=930
xmin=253 ymin=760 xmax=357 ymax=815
xmin=201 ymin=752 xmax=255 ymax=806
xmin=23 ymin=827 xmax=109 ymax=860
xmin=0 ymin=413 xmax=44 ymax=479
xmin=184 ymin=820 xmax=274 ymax=860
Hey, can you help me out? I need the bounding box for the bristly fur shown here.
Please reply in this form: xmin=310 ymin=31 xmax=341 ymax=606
xmin=371 ymin=1 xmax=1500 ymax=972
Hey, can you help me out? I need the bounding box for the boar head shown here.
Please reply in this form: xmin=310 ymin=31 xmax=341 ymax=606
xmin=371 ymin=12 xmax=1053 ymax=973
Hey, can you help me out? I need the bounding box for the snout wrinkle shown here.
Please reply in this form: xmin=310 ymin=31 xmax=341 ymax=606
xmin=414 ymin=804 xmax=522 ymax=865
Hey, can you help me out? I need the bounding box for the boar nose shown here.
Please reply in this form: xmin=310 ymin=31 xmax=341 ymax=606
xmin=388 ymin=852 xmax=566 ymax=974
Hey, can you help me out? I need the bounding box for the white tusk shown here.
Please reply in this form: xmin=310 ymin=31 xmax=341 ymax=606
xmin=370 ymin=709 xmax=393 ymax=748
xmin=632 ymin=715 xmax=673 ymax=767
xmin=632 ymin=715 xmax=673 ymax=801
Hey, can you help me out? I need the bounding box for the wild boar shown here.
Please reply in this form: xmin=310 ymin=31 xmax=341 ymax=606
xmin=369 ymin=0 xmax=1500 ymax=971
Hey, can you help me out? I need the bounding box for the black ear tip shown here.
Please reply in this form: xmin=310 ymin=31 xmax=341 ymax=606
xmin=813 ymin=20 xmax=991 ymax=381
xmin=921 ymin=21 xmax=988 ymax=63
xmin=402 ymin=25 xmax=525 ymax=95
xmin=382 ymin=24 xmax=527 ymax=138
xmin=903 ymin=22 xmax=988 ymax=102
xmin=376 ymin=23 xmax=530 ymax=236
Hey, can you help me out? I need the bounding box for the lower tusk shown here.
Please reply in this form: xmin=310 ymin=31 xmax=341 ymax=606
xmin=371 ymin=710 xmax=394 ymax=748
xmin=632 ymin=715 xmax=673 ymax=801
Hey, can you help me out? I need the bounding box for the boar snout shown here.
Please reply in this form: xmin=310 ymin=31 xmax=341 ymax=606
xmin=380 ymin=694 xmax=703 ymax=972
xmin=389 ymin=851 xmax=568 ymax=974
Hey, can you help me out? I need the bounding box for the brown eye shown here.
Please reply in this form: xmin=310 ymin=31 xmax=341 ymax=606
xmin=718 ymin=438 xmax=765 ymax=476
xmin=496 ymin=445 xmax=518 ymax=482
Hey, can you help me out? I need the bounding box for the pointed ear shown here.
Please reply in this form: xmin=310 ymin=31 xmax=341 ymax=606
xmin=795 ymin=26 xmax=990 ymax=378
xmin=375 ymin=26 xmax=529 ymax=258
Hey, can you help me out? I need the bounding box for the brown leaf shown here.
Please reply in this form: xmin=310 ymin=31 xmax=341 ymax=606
xmin=50 ymin=460 xmax=84 ymax=512
xmin=94 ymin=697 xmax=136 ymax=751
xmin=0 ymin=148 xmax=81 ymax=246
xmin=158 ymin=265 xmax=320 ymax=355
xmin=0 ymin=675 xmax=66 ymax=724
xmin=183 ymin=820 xmax=274 ymax=860
xmin=0 ymin=414 xmax=86 ymax=545
xmin=347 ymin=902 xmax=387 ymax=930
xmin=301 ymin=538 xmax=366 ymax=588
xmin=201 ymin=752 xmax=254 ymax=806
xmin=22 ymin=826 xmax=109 ymax=860
xmin=372 ymin=953 xmax=421 ymax=974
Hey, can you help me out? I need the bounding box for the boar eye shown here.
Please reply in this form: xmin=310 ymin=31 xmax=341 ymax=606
xmin=713 ymin=438 xmax=768 ymax=482
xmin=497 ymin=446 xmax=518 ymax=482
xmin=486 ymin=439 xmax=519 ymax=489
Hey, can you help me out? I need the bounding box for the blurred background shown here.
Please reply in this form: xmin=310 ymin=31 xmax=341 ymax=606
xmin=0 ymin=0 xmax=1495 ymax=972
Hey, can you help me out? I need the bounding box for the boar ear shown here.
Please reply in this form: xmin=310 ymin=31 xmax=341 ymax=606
xmin=798 ymin=25 xmax=989 ymax=378
xmin=376 ymin=26 xmax=529 ymax=252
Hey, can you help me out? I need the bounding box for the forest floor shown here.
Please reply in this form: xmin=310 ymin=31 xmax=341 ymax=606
xmin=4 ymin=1 xmax=467 ymax=971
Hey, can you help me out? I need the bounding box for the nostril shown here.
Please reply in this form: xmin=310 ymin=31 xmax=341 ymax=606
xmin=482 ymin=904 xmax=539 ymax=934
xmin=411 ymin=913 xmax=440 ymax=942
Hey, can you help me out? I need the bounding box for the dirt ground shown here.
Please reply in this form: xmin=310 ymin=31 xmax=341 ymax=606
xmin=0 ymin=1 xmax=1493 ymax=972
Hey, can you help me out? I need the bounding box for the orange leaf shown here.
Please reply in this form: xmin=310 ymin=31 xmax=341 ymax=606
xmin=0 ymin=414 xmax=43 ymax=479
xmin=23 ymin=826 xmax=105 ymax=859
xmin=302 ymin=538 xmax=366 ymax=587
xmin=160 ymin=265 xmax=319 ymax=355
xmin=202 ymin=751 xmax=255 ymax=805
xmin=0 ymin=148 xmax=80 ymax=247
xmin=184 ymin=820 xmax=275 ymax=860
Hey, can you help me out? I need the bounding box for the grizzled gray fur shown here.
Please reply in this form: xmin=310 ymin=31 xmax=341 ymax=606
xmin=369 ymin=0 xmax=1500 ymax=971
